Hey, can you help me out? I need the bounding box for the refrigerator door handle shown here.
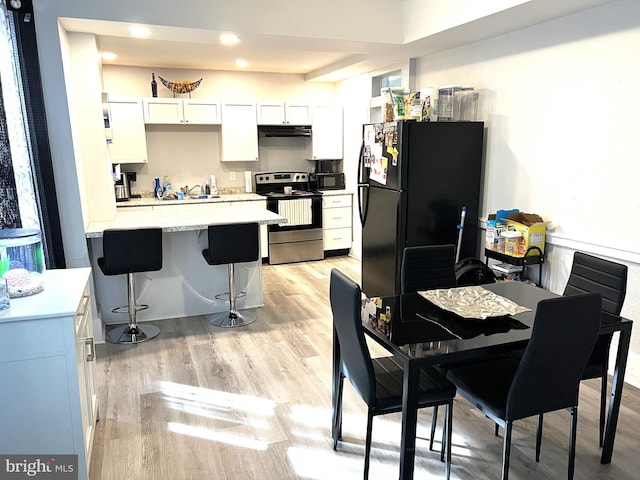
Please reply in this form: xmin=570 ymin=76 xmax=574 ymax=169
xmin=358 ymin=184 xmax=370 ymax=226
xmin=357 ymin=140 xmax=370 ymax=226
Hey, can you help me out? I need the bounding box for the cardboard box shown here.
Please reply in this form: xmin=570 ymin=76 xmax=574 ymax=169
xmin=485 ymin=215 xmax=506 ymax=252
xmin=505 ymin=212 xmax=546 ymax=256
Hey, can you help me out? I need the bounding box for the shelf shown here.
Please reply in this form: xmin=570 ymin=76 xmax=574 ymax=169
xmin=485 ymin=246 xmax=544 ymax=287
xmin=484 ymin=246 xmax=544 ymax=266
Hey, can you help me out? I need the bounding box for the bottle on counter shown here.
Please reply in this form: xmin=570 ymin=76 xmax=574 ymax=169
xmin=151 ymin=72 xmax=158 ymax=98
xmin=162 ymin=175 xmax=172 ymax=193
xmin=154 ymin=177 xmax=163 ymax=200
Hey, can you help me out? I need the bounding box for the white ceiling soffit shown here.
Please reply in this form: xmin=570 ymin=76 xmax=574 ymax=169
xmin=59 ymin=0 xmax=619 ymax=83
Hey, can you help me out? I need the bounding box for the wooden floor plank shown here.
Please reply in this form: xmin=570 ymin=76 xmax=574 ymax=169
xmin=90 ymin=256 xmax=640 ymax=479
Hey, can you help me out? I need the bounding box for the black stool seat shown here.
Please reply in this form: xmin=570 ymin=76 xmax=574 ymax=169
xmin=202 ymin=223 xmax=259 ymax=327
xmin=98 ymin=227 xmax=163 ymax=344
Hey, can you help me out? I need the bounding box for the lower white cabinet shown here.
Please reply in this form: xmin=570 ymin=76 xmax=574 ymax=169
xmin=322 ymin=193 xmax=352 ymax=251
xmin=0 ymin=268 xmax=97 ymax=480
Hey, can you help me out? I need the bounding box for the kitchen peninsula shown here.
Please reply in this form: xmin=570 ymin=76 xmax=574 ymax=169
xmin=86 ymin=196 xmax=283 ymax=340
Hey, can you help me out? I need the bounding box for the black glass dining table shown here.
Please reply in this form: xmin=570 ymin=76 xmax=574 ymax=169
xmin=331 ymin=281 xmax=633 ymax=480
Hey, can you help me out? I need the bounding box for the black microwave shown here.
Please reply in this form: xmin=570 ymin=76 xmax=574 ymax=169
xmin=311 ymin=172 xmax=345 ymax=191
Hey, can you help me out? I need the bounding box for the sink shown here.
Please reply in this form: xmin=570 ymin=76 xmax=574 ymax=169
xmin=188 ymin=194 xmax=221 ymax=199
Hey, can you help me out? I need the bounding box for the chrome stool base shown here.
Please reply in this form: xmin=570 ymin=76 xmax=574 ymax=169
xmin=106 ymin=323 xmax=160 ymax=344
xmin=208 ymin=310 xmax=256 ymax=328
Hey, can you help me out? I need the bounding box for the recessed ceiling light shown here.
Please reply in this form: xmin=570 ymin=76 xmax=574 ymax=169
xmin=235 ymin=59 xmax=249 ymax=68
xmin=129 ymin=26 xmax=151 ymax=37
xmin=220 ymin=33 xmax=240 ymax=46
xmin=101 ymin=52 xmax=117 ymax=61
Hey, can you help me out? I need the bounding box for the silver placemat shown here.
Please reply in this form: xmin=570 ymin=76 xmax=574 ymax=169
xmin=419 ymin=285 xmax=531 ymax=320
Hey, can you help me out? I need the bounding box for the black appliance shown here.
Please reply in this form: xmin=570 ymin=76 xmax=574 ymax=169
xmin=310 ymin=172 xmax=345 ymax=191
xmin=258 ymin=125 xmax=311 ymax=137
xmin=255 ymin=171 xmax=323 ymax=265
xmin=358 ymin=121 xmax=484 ymax=297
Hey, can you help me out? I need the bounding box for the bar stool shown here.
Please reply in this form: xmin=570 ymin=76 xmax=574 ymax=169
xmin=98 ymin=227 xmax=163 ymax=344
xmin=202 ymin=223 xmax=259 ymax=327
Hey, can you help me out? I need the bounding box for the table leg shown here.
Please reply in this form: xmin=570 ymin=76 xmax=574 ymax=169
xmin=601 ymin=323 xmax=633 ymax=463
xmin=331 ymin=327 xmax=342 ymax=445
xmin=399 ymin=360 xmax=419 ymax=480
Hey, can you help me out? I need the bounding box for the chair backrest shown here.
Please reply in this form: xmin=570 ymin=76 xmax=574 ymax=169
xmin=100 ymin=228 xmax=163 ymax=275
xmin=330 ymin=269 xmax=376 ymax=406
xmin=506 ymin=293 xmax=602 ymax=421
xmin=400 ymin=244 xmax=457 ymax=294
xmin=563 ymin=251 xmax=627 ymax=315
xmin=204 ymin=223 xmax=259 ymax=265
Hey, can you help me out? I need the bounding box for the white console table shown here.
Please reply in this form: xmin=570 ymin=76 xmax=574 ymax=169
xmin=0 ymin=268 xmax=97 ymax=480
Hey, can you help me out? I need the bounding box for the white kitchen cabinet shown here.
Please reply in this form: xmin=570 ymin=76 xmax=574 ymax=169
xmin=322 ymin=193 xmax=352 ymax=251
xmin=311 ymin=105 xmax=343 ymax=159
xmin=107 ymin=97 xmax=148 ymax=164
xmin=221 ymin=101 xmax=259 ymax=161
xmin=142 ymin=97 xmax=221 ymax=125
xmin=257 ymin=101 xmax=311 ymax=125
xmin=0 ymin=268 xmax=97 ymax=480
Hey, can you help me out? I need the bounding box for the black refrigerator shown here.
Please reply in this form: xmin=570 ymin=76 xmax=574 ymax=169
xmin=358 ymin=121 xmax=485 ymax=297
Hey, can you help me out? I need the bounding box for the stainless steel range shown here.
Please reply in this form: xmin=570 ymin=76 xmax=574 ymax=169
xmin=255 ymin=171 xmax=323 ymax=265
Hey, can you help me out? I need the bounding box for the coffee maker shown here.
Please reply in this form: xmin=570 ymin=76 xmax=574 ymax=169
xmin=114 ymin=172 xmax=136 ymax=202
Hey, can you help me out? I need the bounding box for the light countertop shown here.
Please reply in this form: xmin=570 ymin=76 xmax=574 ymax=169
xmin=0 ymin=268 xmax=91 ymax=323
xmin=319 ymin=189 xmax=353 ymax=196
xmin=86 ymin=203 xmax=284 ymax=238
xmin=117 ymin=192 xmax=264 ymax=208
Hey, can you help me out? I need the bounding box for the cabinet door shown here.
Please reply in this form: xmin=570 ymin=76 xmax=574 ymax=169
xmin=107 ymin=98 xmax=148 ymax=164
xmin=311 ymin=105 xmax=343 ymax=159
xmin=284 ymin=103 xmax=311 ymax=125
xmin=75 ymin=287 xmax=98 ymax=464
xmin=257 ymin=102 xmax=285 ymax=125
xmin=142 ymin=97 xmax=184 ymax=124
xmin=183 ymin=99 xmax=221 ymax=124
xmin=221 ymin=101 xmax=259 ymax=161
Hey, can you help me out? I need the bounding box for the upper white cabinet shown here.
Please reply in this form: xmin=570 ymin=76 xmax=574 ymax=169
xmin=257 ymin=102 xmax=311 ymax=125
xmin=311 ymin=105 xmax=343 ymax=159
xmin=107 ymin=97 xmax=148 ymax=164
xmin=221 ymin=101 xmax=259 ymax=162
xmin=142 ymin=97 xmax=221 ymax=125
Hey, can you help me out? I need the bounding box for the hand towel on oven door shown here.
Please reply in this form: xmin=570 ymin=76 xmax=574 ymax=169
xmin=278 ymin=198 xmax=312 ymax=226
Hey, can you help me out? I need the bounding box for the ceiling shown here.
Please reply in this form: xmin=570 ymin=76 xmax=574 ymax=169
xmin=60 ymin=18 xmax=397 ymax=82
xmin=58 ymin=0 xmax=618 ymax=83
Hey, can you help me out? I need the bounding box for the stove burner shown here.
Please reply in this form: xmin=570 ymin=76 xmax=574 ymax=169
xmin=263 ymin=190 xmax=318 ymax=198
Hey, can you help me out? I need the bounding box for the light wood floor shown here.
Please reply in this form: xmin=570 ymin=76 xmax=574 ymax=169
xmin=90 ymin=256 xmax=640 ymax=479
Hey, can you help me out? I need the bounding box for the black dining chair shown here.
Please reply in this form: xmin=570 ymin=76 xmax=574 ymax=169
xmin=563 ymin=251 xmax=627 ymax=447
xmin=400 ymin=244 xmax=458 ymax=294
xmin=330 ymin=268 xmax=456 ymax=480
xmin=508 ymin=251 xmax=628 ymax=448
xmin=400 ymin=244 xmax=457 ymax=452
xmin=446 ymin=293 xmax=602 ymax=480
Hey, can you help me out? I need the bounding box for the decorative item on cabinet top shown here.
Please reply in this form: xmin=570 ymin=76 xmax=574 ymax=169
xmin=158 ymin=75 xmax=202 ymax=98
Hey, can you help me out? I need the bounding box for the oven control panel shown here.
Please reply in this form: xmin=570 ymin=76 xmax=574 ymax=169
xmin=255 ymin=171 xmax=308 ymax=184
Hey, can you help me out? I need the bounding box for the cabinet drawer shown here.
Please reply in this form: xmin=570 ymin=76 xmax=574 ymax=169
xmin=0 ymin=318 xmax=65 ymax=361
xmin=323 ymin=228 xmax=352 ymax=250
xmin=322 ymin=195 xmax=352 ymax=209
xmin=323 ymin=207 xmax=352 ymax=229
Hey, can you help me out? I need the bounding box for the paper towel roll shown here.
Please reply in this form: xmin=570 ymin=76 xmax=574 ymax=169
xmin=209 ymin=175 xmax=218 ymax=195
xmin=244 ymin=171 xmax=252 ymax=193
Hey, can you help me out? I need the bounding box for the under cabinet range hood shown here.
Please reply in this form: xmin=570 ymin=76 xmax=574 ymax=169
xmin=258 ymin=125 xmax=312 ymax=137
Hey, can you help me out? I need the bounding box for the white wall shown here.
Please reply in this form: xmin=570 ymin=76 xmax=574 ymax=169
xmin=407 ymin=0 xmax=640 ymax=384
